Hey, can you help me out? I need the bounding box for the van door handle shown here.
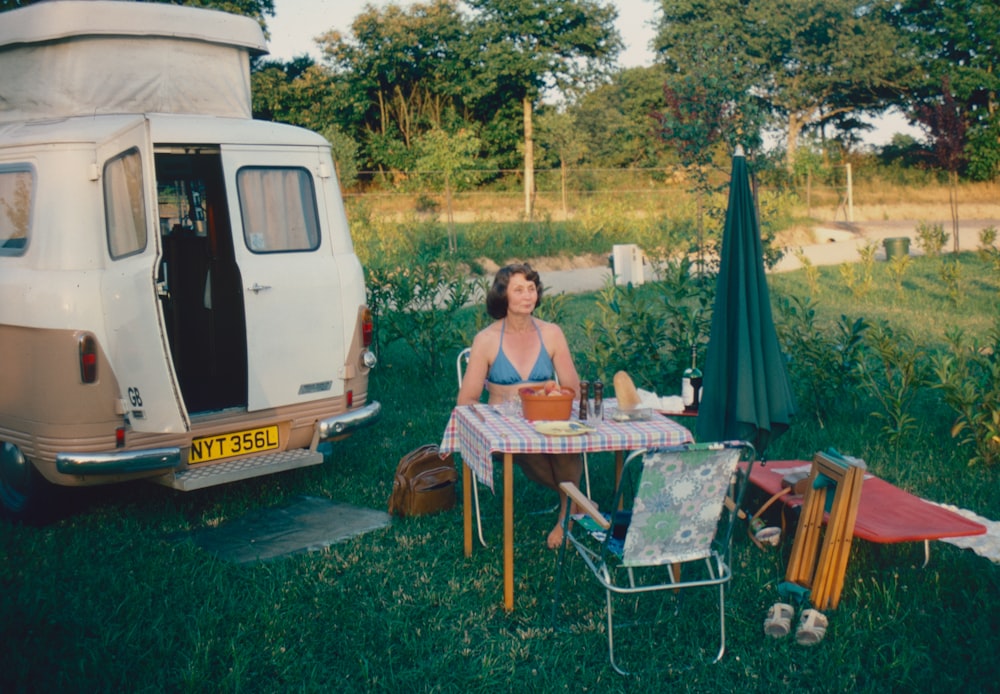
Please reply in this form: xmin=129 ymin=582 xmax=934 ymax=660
xmin=249 ymin=283 xmax=272 ymax=294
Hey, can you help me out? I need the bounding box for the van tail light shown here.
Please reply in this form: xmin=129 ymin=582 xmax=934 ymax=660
xmin=79 ymin=334 xmax=98 ymax=383
xmin=361 ymin=308 xmax=373 ymax=347
xmin=116 ymin=426 xmax=126 ymax=448
xmin=346 ymin=390 xmax=354 ymax=408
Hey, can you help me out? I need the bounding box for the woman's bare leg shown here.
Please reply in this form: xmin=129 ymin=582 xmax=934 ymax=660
xmin=514 ymin=453 xmax=583 ymax=549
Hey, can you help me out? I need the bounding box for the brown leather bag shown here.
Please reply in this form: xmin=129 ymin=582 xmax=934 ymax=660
xmin=387 ymin=444 xmax=457 ymax=517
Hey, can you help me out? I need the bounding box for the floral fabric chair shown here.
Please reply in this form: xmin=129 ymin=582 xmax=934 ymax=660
xmin=552 ymin=441 xmax=755 ymax=676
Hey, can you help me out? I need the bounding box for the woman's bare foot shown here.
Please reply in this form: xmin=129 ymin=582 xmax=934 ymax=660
xmin=547 ymin=522 xmax=566 ymax=549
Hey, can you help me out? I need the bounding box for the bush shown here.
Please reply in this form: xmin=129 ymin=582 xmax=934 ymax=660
xmin=366 ymin=261 xmax=481 ymax=370
xmin=773 ymin=294 xmax=868 ymax=427
xmin=915 ymin=221 xmax=948 ymax=256
xmin=932 ymin=324 xmax=1000 ymax=467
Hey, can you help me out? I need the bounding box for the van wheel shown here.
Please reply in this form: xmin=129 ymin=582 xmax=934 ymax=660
xmin=0 ymin=442 xmax=57 ymax=524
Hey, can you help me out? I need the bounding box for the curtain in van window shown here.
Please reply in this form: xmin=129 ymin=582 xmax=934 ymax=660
xmin=103 ymin=149 xmax=148 ymax=258
xmin=0 ymin=168 xmax=32 ymax=256
xmin=237 ymin=168 xmax=319 ymax=252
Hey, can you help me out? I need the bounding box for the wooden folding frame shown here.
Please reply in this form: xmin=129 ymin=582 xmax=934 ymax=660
xmin=784 ymin=451 xmax=866 ymax=610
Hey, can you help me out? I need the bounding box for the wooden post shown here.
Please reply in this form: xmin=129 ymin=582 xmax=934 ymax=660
xmin=523 ymin=96 xmax=534 ymax=220
xmin=845 ymin=163 xmax=854 ymax=223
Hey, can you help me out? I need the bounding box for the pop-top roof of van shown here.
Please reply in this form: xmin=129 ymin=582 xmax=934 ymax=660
xmin=0 ymin=1 xmax=267 ymax=53
xmin=0 ymin=1 xmax=269 ymax=124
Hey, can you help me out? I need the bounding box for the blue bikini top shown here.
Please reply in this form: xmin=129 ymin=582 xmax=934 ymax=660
xmin=487 ymin=320 xmax=555 ymax=385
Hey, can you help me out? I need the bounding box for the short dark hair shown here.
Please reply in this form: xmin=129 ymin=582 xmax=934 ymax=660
xmin=486 ymin=263 xmax=543 ymax=319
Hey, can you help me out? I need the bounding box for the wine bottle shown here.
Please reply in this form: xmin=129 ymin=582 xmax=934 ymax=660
xmin=682 ymin=346 xmax=703 ymax=411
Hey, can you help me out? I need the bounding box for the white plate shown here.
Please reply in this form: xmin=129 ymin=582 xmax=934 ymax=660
xmin=533 ymin=421 xmax=596 ymax=437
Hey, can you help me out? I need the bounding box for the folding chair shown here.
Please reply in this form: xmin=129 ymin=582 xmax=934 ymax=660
xmin=552 ymin=441 xmax=755 ymax=675
xmin=456 ymin=347 xmax=591 ymax=548
xmin=782 ymin=449 xmax=866 ymax=611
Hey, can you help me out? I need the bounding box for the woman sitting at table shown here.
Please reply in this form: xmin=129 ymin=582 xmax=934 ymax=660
xmin=457 ymin=263 xmax=583 ymax=549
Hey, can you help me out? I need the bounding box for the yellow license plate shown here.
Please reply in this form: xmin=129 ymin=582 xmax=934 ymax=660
xmin=189 ymin=425 xmax=279 ymax=464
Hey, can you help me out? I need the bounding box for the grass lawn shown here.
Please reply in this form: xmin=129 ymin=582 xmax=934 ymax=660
xmin=2 ymin=252 xmax=999 ymax=693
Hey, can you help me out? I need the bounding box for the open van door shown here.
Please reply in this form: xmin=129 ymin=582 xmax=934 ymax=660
xmin=98 ymin=118 xmax=188 ymax=432
xmin=221 ymin=145 xmax=346 ymax=411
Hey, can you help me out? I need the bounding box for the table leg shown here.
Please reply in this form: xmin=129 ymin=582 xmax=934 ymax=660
xmin=615 ymin=450 xmax=624 ymax=510
xmin=504 ymin=452 xmax=514 ymax=612
xmin=463 ymin=459 xmax=473 ymax=558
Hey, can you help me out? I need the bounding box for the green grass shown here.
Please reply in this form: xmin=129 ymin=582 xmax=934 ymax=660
xmin=2 ymin=254 xmax=999 ymax=693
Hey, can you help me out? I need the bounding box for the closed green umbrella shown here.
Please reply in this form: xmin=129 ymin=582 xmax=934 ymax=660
xmin=695 ymin=146 xmax=795 ymax=457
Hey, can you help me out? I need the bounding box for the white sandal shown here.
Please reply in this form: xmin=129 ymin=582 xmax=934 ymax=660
xmin=795 ymin=608 xmax=828 ymax=645
xmin=763 ymin=602 xmax=795 ymax=638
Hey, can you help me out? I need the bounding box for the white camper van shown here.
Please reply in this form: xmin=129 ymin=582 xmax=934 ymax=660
xmin=0 ymin=1 xmax=380 ymax=522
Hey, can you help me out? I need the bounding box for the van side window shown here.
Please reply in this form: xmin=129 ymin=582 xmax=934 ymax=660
xmin=237 ymin=167 xmax=320 ymax=253
xmin=0 ymin=166 xmax=33 ymax=256
xmin=103 ymin=148 xmax=148 ymax=259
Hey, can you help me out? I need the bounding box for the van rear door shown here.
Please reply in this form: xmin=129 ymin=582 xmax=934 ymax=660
xmin=221 ymin=146 xmax=346 ymax=411
xmin=98 ymin=118 xmax=188 ymax=432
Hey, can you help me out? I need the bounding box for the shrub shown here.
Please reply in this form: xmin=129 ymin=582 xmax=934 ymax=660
xmin=932 ymin=324 xmax=1000 ymax=467
xmin=915 ymin=221 xmax=948 ymax=256
xmin=857 ymin=321 xmax=929 ymax=447
xmin=773 ymin=293 xmax=868 ymax=427
xmin=366 ymin=261 xmax=481 ymax=370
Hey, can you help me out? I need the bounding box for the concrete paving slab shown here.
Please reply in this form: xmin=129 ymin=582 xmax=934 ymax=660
xmin=182 ymin=496 xmax=391 ymax=563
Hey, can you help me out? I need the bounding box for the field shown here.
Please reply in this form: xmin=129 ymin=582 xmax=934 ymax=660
xmin=2 ymin=188 xmax=999 ymax=692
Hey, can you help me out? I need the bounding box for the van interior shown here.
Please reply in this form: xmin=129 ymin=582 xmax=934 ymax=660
xmin=155 ymin=150 xmax=248 ymax=414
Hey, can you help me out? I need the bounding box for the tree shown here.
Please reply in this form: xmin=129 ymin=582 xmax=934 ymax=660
xmin=318 ymin=0 xmax=469 ymax=167
xmin=534 ymin=108 xmax=586 ymax=217
xmin=653 ymin=0 xmax=915 ymax=170
xmin=251 ymin=55 xmax=343 ymax=133
xmin=915 ymin=77 xmax=967 ymax=253
xmin=413 ymin=128 xmax=485 ymax=251
xmin=569 ymin=65 xmax=672 ymax=169
xmin=463 ymin=0 xmax=621 ymax=218
xmin=892 ymin=0 xmax=1000 ymax=181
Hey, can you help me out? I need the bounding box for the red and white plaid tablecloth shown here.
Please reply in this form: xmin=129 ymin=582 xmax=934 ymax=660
xmin=440 ymin=399 xmax=694 ymax=490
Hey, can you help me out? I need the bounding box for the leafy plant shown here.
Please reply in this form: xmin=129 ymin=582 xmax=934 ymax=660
xmin=978 ymin=225 xmax=998 ymax=251
xmin=857 ymin=241 xmax=878 ymax=298
xmin=366 ymin=261 xmax=481 ymax=370
xmin=857 ymin=321 xmax=929 ymax=446
xmin=978 ymin=226 xmax=999 ymax=266
xmin=793 ymin=247 xmax=820 ymax=296
xmin=887 ymin=253 xmax=912 ymax=296
xmin=773 ymin=293 xmax=868 ymax=427
xmin=939 ymin=257 xmax=962 ymax=306
xmin=578 ymin=265 xmax=713 ymax=393
xmin=838 ymin=261 xmax=858 ymax=298
xmin=915 ymin=220 xmax=948 ymax=256
xmin=580 ymin=281 xmax=670 ymax=389
xmin=932 ymin=325 xmax=1000 ymax=467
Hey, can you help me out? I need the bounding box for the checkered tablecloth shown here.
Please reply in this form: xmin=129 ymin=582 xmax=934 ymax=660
xmin=439 ymin=399 xmax=694 ymax=489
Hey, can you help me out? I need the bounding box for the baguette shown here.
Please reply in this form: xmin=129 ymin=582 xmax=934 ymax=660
xmin=613 ymin=371 xmax=641 ymax=410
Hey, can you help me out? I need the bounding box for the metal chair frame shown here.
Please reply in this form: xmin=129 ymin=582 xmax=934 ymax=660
xmin=552 ymin=441 xmax=755 ymax=675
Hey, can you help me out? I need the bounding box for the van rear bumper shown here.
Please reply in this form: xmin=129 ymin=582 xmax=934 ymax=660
xmin=54 ymin=401 xmax=381 ymax=476
xmin=312 ymin=401 xmax=381 ymax=444
xmin=56 ymin=448 xmax=181 ymax=475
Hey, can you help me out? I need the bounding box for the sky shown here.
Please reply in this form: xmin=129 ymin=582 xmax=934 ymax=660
xmin=265 ymin=0 xmax=917 ymax=147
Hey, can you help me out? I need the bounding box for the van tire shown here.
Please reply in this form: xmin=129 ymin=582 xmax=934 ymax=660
xmin=0 ymin=443 xmax=59 ymax=525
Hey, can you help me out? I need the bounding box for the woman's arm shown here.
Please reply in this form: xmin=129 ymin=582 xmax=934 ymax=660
xmin=546 ymin=323 xmax=580 ymax=394
xmin=457 ymin=330 xmax=494 ymax=406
